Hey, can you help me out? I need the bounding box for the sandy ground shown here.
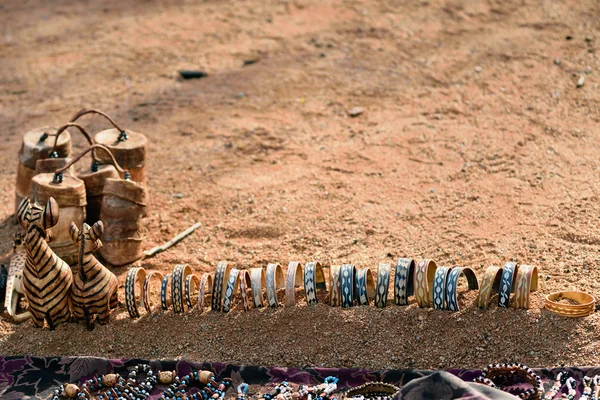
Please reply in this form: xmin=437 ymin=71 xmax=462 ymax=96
xmin=1 ymin=0 xmax=600 ymax=370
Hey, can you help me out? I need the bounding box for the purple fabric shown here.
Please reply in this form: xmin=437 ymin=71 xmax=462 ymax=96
xmin=0 ymin=356 xmax=596 ymax=399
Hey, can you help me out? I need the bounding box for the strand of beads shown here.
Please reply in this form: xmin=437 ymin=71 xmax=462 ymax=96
xmin=592 ymin=376 xmax=600 ymax=400
xmin=474 ymin=363 xmax=543 ymax=400
xmin=544 ymin=372 xmax=566 ymax=400
xmin=580 ymin=377 xmax=593 ymax=400
xmin=261 ymin=381 xmax=293 ymax=400
xmin=158 ymin=369 xmax=232 ymax=400
xmin=125 ymin=363 xmax=157 ymax=399
xmin=563 ymin=377 xmax=577 ymax=400
xmin=237 ymin=383 xmax=249 ymax=400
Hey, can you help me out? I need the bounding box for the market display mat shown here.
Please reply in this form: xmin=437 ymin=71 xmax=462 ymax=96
xmin=1 ymin=356 xmax=597 ymax=399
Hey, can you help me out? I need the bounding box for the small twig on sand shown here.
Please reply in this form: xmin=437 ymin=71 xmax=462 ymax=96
xmin=408 ymin=157 xmax=443 ymax=166
xmin=143 ymin=222 xmax=202 ymax=259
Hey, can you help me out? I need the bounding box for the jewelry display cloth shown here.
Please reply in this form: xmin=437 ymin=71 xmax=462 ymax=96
xmin=0 ymin=356 xmax=596 ymax=399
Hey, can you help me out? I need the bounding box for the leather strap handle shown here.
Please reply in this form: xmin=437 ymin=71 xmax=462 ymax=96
xmin=53 ymin=143 xmax=126 ymax=183
xmin=69 ymin=108 xmax=128 ymax=141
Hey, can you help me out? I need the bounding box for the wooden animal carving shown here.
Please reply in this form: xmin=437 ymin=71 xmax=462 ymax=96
xmin=2 ymin=233 xmax=31 ymax=323
xmin=69 ymin=221 xmax=118 ymax=329
xmin=17 ymin=197 xmax=73 ymax=330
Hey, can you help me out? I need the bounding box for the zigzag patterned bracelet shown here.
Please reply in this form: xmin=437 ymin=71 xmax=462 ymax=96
xmin=498 ymin=262 xmax=518 ymax=308
xmin=374 ymin=263 xmax=390 ymax=308
xmin=222 ymin=268 xmax=240 ymax=313
xmin=171 ymin=264 xmax=192 ymax=314
xmin=211 ymin=261 xmax=231 ymax=312
xmin=513 ymin=265 xmax=538 ymax=309
xmin=446 ymin=267 xmax=478 ymax=312
xmin=266 ymin=263 xmax=284 ymax=308
xmin=354 ymin=268 xmax=375 ymax=306
xmin=285 ymin=261 xmax=303 ymax=307
xmin=125 ymin=267 xmax=146 ymax=319
xmin=340 ymin=264 xmax=356 ymax=308
xmin=304 ymin=261 xmax=326 ymax=305
xmin=160 ymin=273 xmax=171 ymax=311
xmin=329 ymin=265 xmax=342 ymax=307
xmin=414 ymin=259 xmax=438 ymax=308
xmin=433 ymin=266 xmax=453 ymax=310
xmin=477 ymin=266 xmax=503 ymax=310
xmin=394 ymin=258 xmax=415 ymax=306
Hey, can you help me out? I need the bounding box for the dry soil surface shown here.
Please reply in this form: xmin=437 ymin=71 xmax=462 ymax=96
xmin=1 ymin=0 xmax=600 ymax=370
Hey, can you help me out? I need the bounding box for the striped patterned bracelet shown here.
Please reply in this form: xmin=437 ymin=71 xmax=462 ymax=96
xmin=477 ymin=266 xmax=503 ymax=310
xmin=340 ymin=264 xmax=356 ymax=308
xmin=445 ymin=266 xmax=478 ymax=311
xmin=266 ymin=263 xmax=285 ymax=308
xmin=160 ymin=273 xmax=171 ymax=311
xmin=354 ymin=267 xmax=375 ymax=306
xmin=222 ymin=268 xmax=240 ymax=313
xmin=197 ymin=272 xmax=213 ymax=312
xmin=513 ymin=264 xmax=538 ymax=309
xmin=414 ymin=259 xmax=438 ymax=308
xmin=285 ymin=261 xmax=303 ymax=307
xmin=432 ymin=266 xmax=453 ymax=310
xmin=171 ymin=264 xmax=192 ymax=314
xmin=142 ymin=270 xmax=164 ymax=314
xmin=374 ymin=262 xmax=390 ymax=308
xmin=394 ymin=258 xmax=415 ymax=306
xmin=125 ymin=267 xmax=147 ymax=319
xmin=304 ymin=261 xmax=326 ymax=305
xmin=250 ymin=267 xmax=266 ymax=308
xmin=211 ymin=261 xmax=231 ymax=312
xmin=498 ymin=262 xmax=518 ymax=308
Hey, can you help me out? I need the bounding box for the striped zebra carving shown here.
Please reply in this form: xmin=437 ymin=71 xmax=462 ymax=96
xmin=17 ymin=197 xmax=73 ymax=330
xmin=69 ymin=221 xmax=118 ymax=329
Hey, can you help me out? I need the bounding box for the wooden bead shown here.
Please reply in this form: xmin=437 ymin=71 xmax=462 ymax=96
xmin=65 ymin=383 xmax=79 ymax=398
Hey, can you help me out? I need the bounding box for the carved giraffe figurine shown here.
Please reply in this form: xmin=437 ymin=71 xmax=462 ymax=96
xmin=16 ymin=197 xmax=73 ymax=330
xmin=69 ymin=221 xmax=118 ymax=330
xmin=2 ymin=233 xmax=32 ymax=323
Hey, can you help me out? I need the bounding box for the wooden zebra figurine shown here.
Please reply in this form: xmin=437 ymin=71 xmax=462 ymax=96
xmin=2 ymin=233 xmax=32 ymax=323
xmin=17 ymin=197 xmax=73 ymax=330
xmin=69 ymin=221 xmax=118 ymax=330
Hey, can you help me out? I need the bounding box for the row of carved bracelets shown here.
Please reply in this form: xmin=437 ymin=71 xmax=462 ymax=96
xmin=124 ymin=260 xmax=539 ymax=318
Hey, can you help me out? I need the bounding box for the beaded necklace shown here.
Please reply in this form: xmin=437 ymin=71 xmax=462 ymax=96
xmin=474 ymin=363 xmax=543 ymax=400
xmin=544 ymin=372 xmax=566 ymax=400
xmin=580 ymin=376 xmax=593 ymax=400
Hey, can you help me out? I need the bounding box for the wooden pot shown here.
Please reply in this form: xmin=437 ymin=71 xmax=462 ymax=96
xmin=99 ymin=178 xmax=147 ymax=266
xmin=94 ymin=128 xmax=147 ymax=185
xmin=16 ymin=127 xmax=71 ymax=211
xmin=30 ymin=173 xmax=86 ymax=266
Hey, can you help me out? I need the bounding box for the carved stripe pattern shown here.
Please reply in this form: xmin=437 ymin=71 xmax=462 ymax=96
xmin=285 ymin=261 xmax=302 ymax=307
xmin=304 ymin=262 xmax=319 ymax=305
xmin=250 ymin=267 xmax=265 ymax=308
xmin=414 ymin=259 xmax=429 ymax=308
xmin=340 ymin=264 xmax=355 ymax=308
xmin=197 ymin=273 xmax=212 ymax=312
xmin=446 ymin=267 xmax=478 ymax=312
xmin=238 ymin=269 xmax=251 ymax=311
xmin=374 ymin=263 xmax=390 ymax=308
xmin=211 ymin=261 xmax=229 ymax=311
xmin=477 ymin=266 xmax=502 ymax=310
xmin=171 ymin=264 xmax=191 ymax=314
xmin=329 ymin=265 xmax=342 ymax=307
xmin=222 ymin=268 xmax=240 ymax=313
xmin=433 ymin=266 xmax=452 ymax=310
xmin=160 ymin=273 xmax=171 ymax=311
xmin=498 ymin=262 xmax=518 ymax=308
xmin=394 ymin=258 xmax=414 ymax=306
xmin=142 ymin=271 xmax=164 ymax=314
xmin=355 ymin=268 xmax=373 ymax=306
xmin=125 ymin=267 xmax=146 ymax=319
xmin=513 ymin=264 xmax=537 ymax=309
xmin=266 ymin=263 xmax=282 ymax=308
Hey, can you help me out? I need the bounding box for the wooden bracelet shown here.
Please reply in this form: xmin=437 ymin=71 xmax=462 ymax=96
xmin=329 ymin=265 xmax=342 ymax=307
xmin=250 ymin=267 xmax=266 ymax=308
xmin=171 ymin=264 xmax=192 ymax=314
xmin=125 ymin=267 xmax=146 ymax=319
xmin=197 ymin=272 xmax=213 ymax=312
xmin=211 ymin=261 xmax=231 ymax=311
xmin=222 ymin=268 xmax=241 ymax=313
xmin=374 ymin=263 xmax=390 ymax=308
xmin=477 ymin=266 xmax=503 ymax=310
xmin=394 ymin=258 xmax=415 ymax=306
xmin=414 ymin=259 xmax=437 ymax=308
xmin=238 ymin=269 xmax=252 ymax=311
xmin=304 ymin=261 xmax=326 ymax=305
xmin=142 ymin=270 xmax=164 ymax=314
xmin=432 ymin=266 xmax=453 ymax=310
xmin=513 ymin=264 xmax=538 ymax=309
xmin=446 ymin=266 xmax=478 ymax=311
xmin=160 ymin=273 xmax=171 ymax=311
xmin=498 ymin=262 xmax=518 ymax=308
xmin=285 ymin=261 xmax=303 ymax=307
xmin=340 ymin=264 xmax=356 ymax=308
xmin=185 ymin=274 xmax=200 ymax=310
xmin=354 ymin=267 xmax=375 ymax=306
xmin=266 ymin=263 xmax=285 ymax=308
xmin=545 ymin=291 xmax=596 ymax=317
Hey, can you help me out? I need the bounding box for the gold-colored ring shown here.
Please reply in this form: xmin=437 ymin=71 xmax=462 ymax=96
xmin=545 ymin=291 xmax=596 ymax=318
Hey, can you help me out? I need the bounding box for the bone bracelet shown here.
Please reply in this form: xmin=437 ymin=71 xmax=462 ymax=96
xmin=354 ymin=267 xmax=375 ymax=306
xmin=304 ymin=261 xmax=326 ymax=305
xmin=433 ymin=266 xmax=453 ymax=310
xmin=513 ymin=264 xmax=538 ymax=309
xmin=143 ymin=270 xmax=164 ymax=314
xmin=394 ymin=258 xmax=415 ymax=306
xmin=477 ymin=266 xmax=502 ymax=310
xmin=414 ymin=259 xmax=438 ymax=308
xmin=374 ymin=262 xmax=390 ymax=308
xmin=285 ymin=261 xmax=303 ymax=307
xmin=211 ymin=261 xmax=231 ymax=311
xmin=222 ymin=268 xmax=241 ymax=313
xmin=329 ymin=265 xmax=342 ymax=307
xmin=238 ymin=269 xmax=252 ymax=311
xmin=498 ymin=262 xmax=518 ymax=308
xmin=171 ymin=264 xmax=192 ymax=314
xmin=340 ymin=264 xmax=356 ymax=308
xmin=185 ymin=274 xmax=200 ymax=310
xmin=160 ymin=273 xmax=171 ymax=311
xmin=266 ymin=263 xmax=285 ymax=308
xmin=197 ymin=272 xmax=213 ymax=312
xmin=125 ymin=267 xmax=146 ymax=319
xmin=445 ymin=266 xmax=478 ymax=312
xmin=545 ymin=291 xmax=596 ymax=318
xmin=249 ymin=267 xmax=266 ymax=308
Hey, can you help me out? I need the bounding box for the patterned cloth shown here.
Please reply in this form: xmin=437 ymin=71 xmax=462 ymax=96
xmin=0 ymin=356 xmax=598 ymax=399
